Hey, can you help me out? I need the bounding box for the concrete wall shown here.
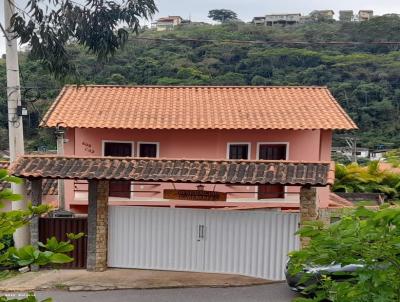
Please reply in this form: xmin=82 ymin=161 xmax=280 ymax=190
xmin=64 ymin=128 xmax=332 ymax=211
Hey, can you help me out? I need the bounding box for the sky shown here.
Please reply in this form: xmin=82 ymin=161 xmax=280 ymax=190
xmin=0 ymin=0 xmax=399 ymax=55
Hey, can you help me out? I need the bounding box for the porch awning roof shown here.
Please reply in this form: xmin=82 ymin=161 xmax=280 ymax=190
xmin=9 ymin=155 xmax=335 ymax=186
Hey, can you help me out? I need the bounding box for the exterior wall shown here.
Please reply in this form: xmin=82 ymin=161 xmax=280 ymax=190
xmin=64 ymin=128 xmax=333 ymax=210
xmin=265 ymin=14 xmax=301 ymax=22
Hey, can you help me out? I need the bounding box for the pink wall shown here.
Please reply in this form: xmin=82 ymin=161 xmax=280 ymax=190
xmin=64 ymin=128 xmax=333 ymax=210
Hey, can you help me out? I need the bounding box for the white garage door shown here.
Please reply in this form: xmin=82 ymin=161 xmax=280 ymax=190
xmin=108 ymin=206 xmax=299 ymax=280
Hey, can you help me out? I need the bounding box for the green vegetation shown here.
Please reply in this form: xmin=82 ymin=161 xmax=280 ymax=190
xmin=1 ymin=16 xmax=400 ymax=150
xmin=386 ymin=149 xmax=400 ymax=167
xmin=290 ymin=206 xmax=400 ymax=302
xmin=0 ymin=169 xmax=82 ymax=302
xmin=333 ymin=161 xmax=400 ymax=200
xmin=208 ymin=9 xmax=238 ymax=23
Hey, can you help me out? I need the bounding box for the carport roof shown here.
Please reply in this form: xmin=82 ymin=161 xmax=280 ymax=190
xmin=9 ymin=155 xmax=335 ymax=186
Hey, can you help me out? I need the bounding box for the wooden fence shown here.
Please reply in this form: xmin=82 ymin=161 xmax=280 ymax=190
xmin=39 ymin=217 xmax=87 ymax=269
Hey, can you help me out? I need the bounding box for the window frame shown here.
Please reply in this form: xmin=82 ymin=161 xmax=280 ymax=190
xmin=101 ymin=140 xmax=135 ymax=157
xmin=256 ymin=142 xmax=289 ymax=161
xmin=226 ymin=142 xmax=251 ymax=160
xmin=137 ymin=141 xmax=160 ymax=158
xmin=101 ymin=140 xmax=134 ymax=200
xmin=256 ymin=142 xmax=289 ymax=200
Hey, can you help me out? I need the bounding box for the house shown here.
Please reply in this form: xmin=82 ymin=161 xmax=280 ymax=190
xmin=252 ymin=16 xmax=266 ymax=25
xmin=10 ymin=85 xmax=357 ymax=280
xmin=339 ymin=10 xmax=354 ymax=22
xmin=310 ymin=10 xmax=335 ymax=21
xmin=358 ymin=10 xmax=373 ymax=21
xmin=40 ymin=85 xmax=356 ymax=214
xmin=299 ymin=15 xmax=312 ymax=24
xmin=264 ymin=13 xmax=301 ymax=26
xmin=152 ymin=16 xmax=183 ymax=31
xmin=370 ymin=149 xmax=390 ymax=160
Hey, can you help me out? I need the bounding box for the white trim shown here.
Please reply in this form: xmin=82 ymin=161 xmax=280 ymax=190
xmin=256 ymin=142 xmax=289 ymax=160
xmin=101 ymin=140 xmax=135 ymax=157
xmin=256 ymin=142 xmax=290 ymax=200
xmin=226 ymin=142 xmax=251 ymax=160
xmin=137 ymin=141 xmax=160 ymax=158
xmin=101 ymin=140 xmax=135 ymax=200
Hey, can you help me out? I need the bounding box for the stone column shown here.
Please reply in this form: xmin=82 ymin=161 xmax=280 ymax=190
xmin=87 ymin=180 xmax=109 ymax=272
xmin=30 ymin=178 xmax=42 ymax=272
xmin=299 ymin=186 xmax=318 ymax=248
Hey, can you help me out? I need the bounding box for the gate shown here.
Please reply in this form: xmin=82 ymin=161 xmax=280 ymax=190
xmin=108 ymin=206 xmax=299 ymax=280
xmin=39 ymin=217 xmax=88 ymax=269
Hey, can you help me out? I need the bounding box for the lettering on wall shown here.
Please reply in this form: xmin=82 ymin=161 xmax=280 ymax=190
xmin=82 ymin=141 xmax=95 ymax=154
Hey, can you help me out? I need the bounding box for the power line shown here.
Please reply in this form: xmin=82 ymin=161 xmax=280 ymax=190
xmin=133 ymin=36 xmax=400 ymax=46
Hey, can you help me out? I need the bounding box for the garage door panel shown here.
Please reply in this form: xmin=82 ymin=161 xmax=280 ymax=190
xmin=204 ymin=211 xmax=299 ymax=280
xmin=108 ymin=206 xmax=299 ymax=280
xmin=108 ymin=206 xmax=205 ymax=271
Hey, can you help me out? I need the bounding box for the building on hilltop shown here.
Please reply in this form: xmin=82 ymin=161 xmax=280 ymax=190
xmin=339 ymin=10 xmax=354 ymax=22
xmin=309 ymin=10 xmax=335 ymax=21
xmin=358 ymin=10 xmax=374 ymax=21
xmin=152 ymin=16 xmax=184 ymax=31
xmin=252 ymin=16 xmax=266 ymax=25
xmin=264 ymin=13 xmax=301 ymax=26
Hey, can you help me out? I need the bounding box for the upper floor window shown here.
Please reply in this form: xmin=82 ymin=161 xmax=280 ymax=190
xmin=138 ymin=142 xmax=159 ymax=158
xmin=228 ymin=143 xmax=250 ymax=160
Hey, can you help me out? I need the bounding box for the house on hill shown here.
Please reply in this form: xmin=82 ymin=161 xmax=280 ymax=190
xmin=152 ymin=16 xmax=183 ymax=31
xmin=40 ymin=85 xmax=357 ymax=214
xmin=339 ymin=10 xmax=354 ymax=22
xmin=264 ymin=13 xmax=301 ymax=26
xmin=358 ymin=10 xmax=374 ymax=21
xmin=310 ymin=10 xmax=335 ymax=21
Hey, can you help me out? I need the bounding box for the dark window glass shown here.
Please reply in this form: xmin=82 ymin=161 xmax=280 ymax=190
xmin=229 ymin=144 xmax=249 ymax=160
xmin=258 ymin=144 xmax=286 ymax=160
xmin=139 ymin=143 xmax=158 ymax=158
xmin=103 ymin=142 xmax=132 ymax=198
xmin=258 ymin=144 xmax=287 ymax=199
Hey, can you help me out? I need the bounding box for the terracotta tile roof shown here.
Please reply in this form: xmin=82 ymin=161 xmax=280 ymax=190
xmin=328 ymin=192 xmax=353 ymax=207
xmin=9 ymin=155 xmax=335 ymax=186
xmin=0 ymin=161 xmax=58 ymax=195
xmin=42 ymin=85 xmax=357 ymax=130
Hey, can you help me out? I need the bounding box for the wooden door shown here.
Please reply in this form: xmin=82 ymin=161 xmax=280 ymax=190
xmin=104 ymin=142 xmax=132 ymax=198
xmin=258 ymin=144 xmax=287 ymax=199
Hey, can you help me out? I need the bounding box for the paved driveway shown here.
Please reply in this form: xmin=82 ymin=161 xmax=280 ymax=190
xmin=33 ymin=283 xmax=299 ymax=302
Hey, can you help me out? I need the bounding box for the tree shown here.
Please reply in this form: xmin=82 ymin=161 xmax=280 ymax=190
xmin=0 ymin=169 xmax=82 ymax=300
xmin=9 ymin=0 xmax=158 ymax=78
xmin=289 ymin=206 xmax=400 ymax=302
xmin=333 ymin=161 xmax=400 ymax=200
xmin=208 ymin=9 xmax=237 ymax=23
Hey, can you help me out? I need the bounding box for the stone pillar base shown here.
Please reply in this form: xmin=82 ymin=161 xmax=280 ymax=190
xmin=299 ymin=186 xmax=318 ymax=248
xmin=87 ymin=180 xmax=109 ymax=272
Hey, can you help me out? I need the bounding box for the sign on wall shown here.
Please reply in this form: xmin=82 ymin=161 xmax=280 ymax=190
xmin=163 ymin=189 xmax=227 ymax=201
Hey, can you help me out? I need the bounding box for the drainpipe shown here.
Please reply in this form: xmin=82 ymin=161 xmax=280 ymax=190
xmin=55 ymin=124 xmax=65 ymax=211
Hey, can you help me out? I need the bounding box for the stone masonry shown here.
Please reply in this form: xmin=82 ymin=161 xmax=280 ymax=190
xmin=87 ymin=180 xmax=109 ymax=272
xmin=299 ymin=186 xmax=318 ymax=247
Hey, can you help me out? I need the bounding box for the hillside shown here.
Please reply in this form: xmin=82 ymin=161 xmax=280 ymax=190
xmin=0 ymin=16 xmax=400 ymax=150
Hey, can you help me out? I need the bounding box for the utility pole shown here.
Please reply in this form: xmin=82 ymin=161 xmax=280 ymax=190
xmin=4 ymin=0 xmax=29 ymax=247
xmin=345 ymin=136 xmax=358 ymax=163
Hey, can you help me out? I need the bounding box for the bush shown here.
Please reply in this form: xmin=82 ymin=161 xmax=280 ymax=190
xmin=289 ymin=206 xmax=400 ymax=302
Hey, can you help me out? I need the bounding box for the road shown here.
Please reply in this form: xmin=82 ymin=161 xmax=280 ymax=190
xmin=31 ymin=283 xmax=299 ymax=302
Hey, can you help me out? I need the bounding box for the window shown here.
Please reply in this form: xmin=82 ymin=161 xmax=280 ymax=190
xmin=258 ymin=144 xmax=287 ymax=160
xmin=257 ymin=143 xmax=288 ymax=199
xmin=103 ymin=141 xmax=133 ymax=198
xmin=228 ymin=143 xmax=250 ymax=160
xmin=138 ymin=143 xmax=159 ymax=158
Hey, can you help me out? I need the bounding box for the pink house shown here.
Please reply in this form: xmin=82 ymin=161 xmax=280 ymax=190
xmin=42 ymin=85 xmax=357 ymax=213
